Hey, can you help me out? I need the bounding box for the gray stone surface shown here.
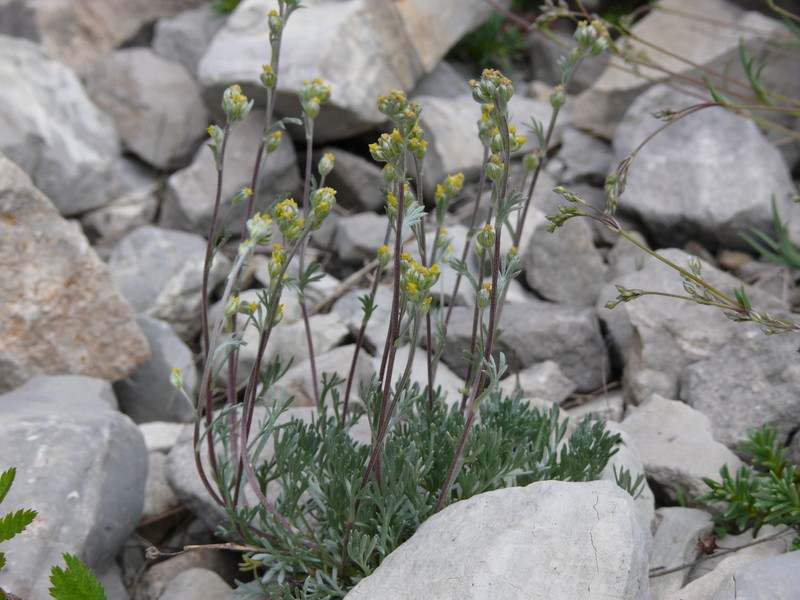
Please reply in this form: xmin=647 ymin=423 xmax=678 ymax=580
xmin=346 ymin=480 xmax=650 ymax=600
xmin=442 ymin=301 xmax=610 ymax=392
xmin=546 ymin=126 xmax=613 ymax=185
xmin=85 ymin=48 xmax=208 ymax=170
xmin=107 ymin=225 xmax=231 ymax=342
xmin=160 ymin=567 xmax=232 ymax=600
xmin=160 ymin=108 xmax=301 ymax=237
xmin=498 ymin=360 xmax=577 ymax=406
xmin=612 ymin=84 xmax=796 ymax=250
xmin=334 ymin=212 xmax=390 ymax=265
xmin=114 ymin=315 xmax=197 ymax=423
xmin=0 ymin=375 xmax=147 ymax=598
xmin=710 ymin=551 xmax=800 ymax=600
xmin=650 ymin=507 xmax=714 ymax=600
xmin=153 ymin=4 xmax=226 ymax=77
xmin=0 ymin=36 xmax=121 ymax=216
xmin=680 ymin=325 xmax=800 ymax=448
xmin=0 ymin=153 xmax=149 ymax=393
xmin=571 ymin=0 xmax=787 ymax=137
xmin=142 ymin=451 xmax=181 ymax=521
xmin=81 ymin=188 xmax=158 ymax=254
xmin=332 ymin=285 xmax=395 ymax=351
xmin=198 ymin=0 xmax=502 ymax=141
xmin=620 ymin=395 xmax=742 ymax=507
xmin=523 ymin=212 xmax=607 ymax=306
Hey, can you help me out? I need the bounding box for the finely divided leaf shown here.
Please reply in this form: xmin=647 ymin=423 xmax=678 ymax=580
xmin=48 ymin=553 xmax=106 ymax=600
xmin=0 ymin=509 xmax=37 ymax=544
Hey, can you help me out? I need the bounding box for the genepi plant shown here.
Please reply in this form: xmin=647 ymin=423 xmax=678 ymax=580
xmin=167 ymin=3 xmax=623 ymax=597
xmin=0 ymin=468 xmax=107 ymax=600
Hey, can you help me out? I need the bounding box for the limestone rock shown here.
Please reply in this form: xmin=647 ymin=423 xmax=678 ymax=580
xmin=0 ymin=36 xmax=120 ymax=216
xmin=85 ymin=48 xmax=208 ymax=170
xmin=153 ymin=5 xmax=226 ymax=77
xmin=0 ymin=376 xmax=147 ymax=598
xmin=0 ymin=153 xmax=148 ymax=393
xmin=346 ymin=480 xmax=650 ymax=600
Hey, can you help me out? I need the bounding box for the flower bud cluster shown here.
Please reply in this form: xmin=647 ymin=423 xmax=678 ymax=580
xmin=434 ymin=172 xmax=464 ymax=206
xmin=260 ymin=64 xmax=277 ymax=88
xmin=300 ymin=78 xmax=332 ymax=119
xmin=489 ymin=124 xmax=527 ymax=154
xmin=369 ymin=129 xmax=405 ymax=165
xmin=246 ymin=212 xmax=273 ymax=245
xmin=232 ymin=187 xmax=253 ymax=207
xmin=268 ymin=244 xmax=287 ymax=282
xmin=550 ymin=85 xmax=566 ymax=109
xmin=476 ymin=224 xmax=496 ymax=251
xmin=385 ymin=184 xmax=415 ymax=219
xmin=477 ymin=103 xmax=495 ymax=145
xmin=309 ymin=187 xmax=336 ymax=228
xmin=376 ymin=90 xmax=420 ymax=127
xmin=273 ymin=198 xmax=304 ymax=240
xmin=573 ymin=19 xmax=609 ymax=56
xmin=408 ymin=124 xmax=428 ymax=161
xmin=377 ymin=245 xmax=391 ymax=268
xmin=485 ymin=154 xmax=505 ymax=182
xmin=268 ymin=10 xmax=283 ymax=39
xmin=400 ymin=254 xmax=440 ymax=304
xmin=476 ymin=282 xmax=492 ymax=310
xmin=222 ymin=84 xmax=254 ymax=123
xmin=265 ymin=131 xmax=282 ymax=153
xmin=469 ymin=69 xmax=514 ymax=111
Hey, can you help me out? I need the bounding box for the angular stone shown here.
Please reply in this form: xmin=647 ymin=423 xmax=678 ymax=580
xmin=442 ymin=301 xmax=609 ymax=392
xmin=571 ymin=0 xmax=787 ymax=137
xmin=160 ymin=109 xmax=301 ymax=237
xmin=107 ymin=225 xmax=231 ymax=342
xmin=710 ymin=552 xmax=800 ymax=600
xmin=80 ymin=188 xmax=158 ymax=254
xmin=198 ymin=0 xmax=503 ymax=141
xmin=334 ymin=212 xmax=390 ymax=265
xmin=612 ymin=85 xmax=796 ymax=250
xmin=650 ymin=507 xmax=714 ymax=600
xmin=143 ymin=451 xmax=181 ymax=521
xmin=159 ymin=568 xmax=232 ymax=600
xmin=84 ymin=48 xmax=208 ymax=170
xmin=679 ymin=325 xmax=800 ymax=448
xmin=523 ymin=212 xmax=606 ymax=306
xmin=114 ymin=316 xmax=198 ymax=424
xmin=153 ymin=5 xmax=226 ymax=77
xmin=499 ymin=360 xmax=577 ymax=406
xmin=0 ymin=0 xmax=206 ymax=76
xmin=620 ymin=395 xmax=742 ymax=507
xmin=0 ymin=153 xmax=149 ymax=393
xmin=0 ymin=375 xmax=147 ymax=598
xmin=346 ymin=480 xmax=650 ymax=600
xmin=0 ymin=36 xmax=120 ymax=216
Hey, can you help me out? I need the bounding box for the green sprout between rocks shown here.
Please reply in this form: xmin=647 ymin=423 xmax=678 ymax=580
xmin=161 ymin=2 xmax=629 ymax=597
xmin=0 ymin=467 xmax=107 ymax=600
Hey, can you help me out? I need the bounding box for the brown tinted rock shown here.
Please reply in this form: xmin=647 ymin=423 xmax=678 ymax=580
xmin=0 ymin=153 xmax=149 ymax=392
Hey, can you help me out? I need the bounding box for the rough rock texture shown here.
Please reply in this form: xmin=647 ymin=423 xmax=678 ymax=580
xmin=84 ymin=48 xmax=208 ymax=170
xmin=621 ymin=395 xmax=742 ymax=507
xmin=153 ymin=5 xmax=226 ymax=77
xmin=107 ymin=225 xmax=231 ymax=342
xmin=346 ymin=480 xmax=650 ymax=600
xmin=114 ymin=315 xmax=197 ymax=424
xmin=0 ymin=376 xmax=147 ymax=598
xmin=198 ymin=0 xmax=504 ymax=141
xmin=159 ymin=567 xmax=232 ymax=600
xmin=0 ymin=36 xmax=121 ymax=216
xmin=0 ymin=0 xmax=207 ymax=75
xmin=710 ymin=552 xmax=800 ymax=600
xmin=612 ymin=85 xmax=797 ymax=250
xmin=0 ymin=153 xmax=149 ymax=393
xmin=498 ymin=360 xmax=577 ymax=406
xmin=442 ymin=301 xmax=610 ymax=392
xmin=571 ymin=0 xmax=789 ymax=137
xmin=160 ymin=108 xmax=301 ymax=237
xmin=680 ymin=325 xmax=800 ymax=448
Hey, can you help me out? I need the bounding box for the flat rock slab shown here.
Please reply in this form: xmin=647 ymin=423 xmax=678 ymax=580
xmin=0 ymin=152 xmax=149 ymax=393
xmin=346 ymin=480 xmax=650 ymax=600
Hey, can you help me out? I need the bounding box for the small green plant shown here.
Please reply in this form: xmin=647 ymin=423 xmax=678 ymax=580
xmin=167 ymin=2 xmax=625 ymax=597
xmin=740 ymin=196 xmax=800 ymax=269
xmin=698 ymin=425 xmax=800 ymax=551
xmin=0 ymin=467 xmax=107 ymax=600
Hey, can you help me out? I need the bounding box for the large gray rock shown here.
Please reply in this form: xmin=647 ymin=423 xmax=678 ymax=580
xmin=0 ymin=0 xmax=206 ymax=75
xmin=84 ymin=48 xmax=208 ymax=170
xmin=571 ymin=0 xmax=788 ymax=137
xmin=523 ymin=212 xmax=606 ymax=306
xmin=498 ymin=360 xmax=577 ymax=406
xmin=160 ymin=108 xmax=301 ymax=237
xmin=345 ymin=480 xmax=650 ymax=600
xmin=0 ymin=36 xmax=120 ymax=216
xmin=442 ymin=301 xmax=610 ymax=392
xmin=153 ymin=5 xmax=226 ymax=77
xmin=0 ymin=375 xmax=147 ymax=598
xmin=620 ymin=395 xmax=742 ymax=507
xmin=599 ymin=248 xmax=783 ymax=404
xmin=0 ymin=153 xmax=149 ymax=393
xmin=612 ymin=84 xmax=797 ymax=250
xmin=160 ymin=568 xmax=232 ymax=600
xmin=114 ymin=315 xmax=198 ymax=424
xmin=650 ymin=507 xmax=714 ymax=600
xmin=710 ymin=552 xmax=800 ymax=600
xmin=334 ymin=212 xmax=390 ymax=265
xmin=680 ymin=325 xmax=800 ymax=448
xmin=107 ymin=225 xmax=232 ymax=342
xmin=198 ymin=0 xmax=503 ymax=141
